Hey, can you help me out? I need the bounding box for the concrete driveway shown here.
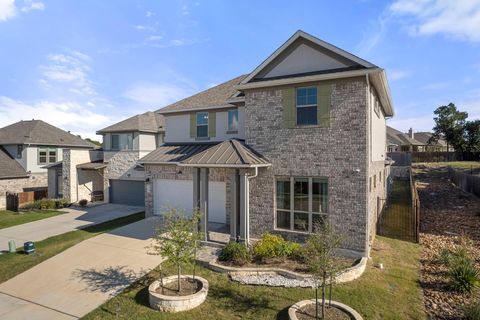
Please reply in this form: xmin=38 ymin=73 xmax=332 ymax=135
xmin=0 ymin=217 xmax=162 ymax=319
xmin=0 ymin=204 xmax=144 ymax=252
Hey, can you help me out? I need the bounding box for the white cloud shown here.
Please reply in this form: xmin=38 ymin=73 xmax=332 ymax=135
xmin=388 ymin=69 xmax=411 ymax=81
xmin=21 ymin=0 xmax=44 ymax=12
xmin=356 ymin=13 xmax=390 ymax=55
xmin=124 ymin=83 xmax=192 ymax=108
xmin=145 ymin=11 xmax=154 ymax=17
xmin=40 ymin=50 xmax=96 ymax=96
xmin=420 ymin=81 xmax=450 ymax=90
xmin=390 ymin=0 xmax=480 ymax=43
xmin=0 ymin=96 xmax=112 ymax=139
xmin=0 ymin=0 xmax=16 ymax=21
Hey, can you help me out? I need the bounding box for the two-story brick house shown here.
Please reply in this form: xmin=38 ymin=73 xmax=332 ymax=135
xmin=141 ymin=30 xmax=394 ymax=257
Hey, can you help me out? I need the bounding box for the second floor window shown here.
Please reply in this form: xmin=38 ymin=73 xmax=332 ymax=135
xmin=38 ymin=147 xmax=56 ymax=164
xmin=111 ymin=133 xmax=134 ymax=150
xmin=296 ymin=87 xmax=317 ymax=126
xmin=17 ymin=145 xmax=23 ymax=158
xmin=196 ymin=112 xmax=209 ymax=138
xmin=227 ymin=109 xmax=238 ymax=132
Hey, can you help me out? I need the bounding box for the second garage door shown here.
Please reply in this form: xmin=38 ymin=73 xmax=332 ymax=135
xmin=109 ymin=179 xmax=145 ymax=206
xmin=153 ymin=179 xmax=226 ymax=223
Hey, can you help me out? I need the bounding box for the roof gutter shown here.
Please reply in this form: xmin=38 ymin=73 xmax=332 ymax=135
xmin=177 ymin=163 xmax=271 ymax=169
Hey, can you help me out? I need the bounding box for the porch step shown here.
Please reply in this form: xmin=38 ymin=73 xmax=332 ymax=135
xmin=200 ymin=240 xmax=225 ymax=249
xmin=196 ymin=245 xmax=221 ymax=267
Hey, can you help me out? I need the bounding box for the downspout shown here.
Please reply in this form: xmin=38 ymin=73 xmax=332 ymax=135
xmin=245 ymin=166 xmax=258 ymax=244
xmin=365 ymin=73 xmax=372 ymax=258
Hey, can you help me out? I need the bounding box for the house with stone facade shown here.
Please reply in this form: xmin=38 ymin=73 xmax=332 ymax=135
xmin=0 ymin=120 xmax=95 ymax=209
xmin=47 ymin=111 xmax=164 ymax=206
xmin=140 ymin=30 xmax=394 ymax=257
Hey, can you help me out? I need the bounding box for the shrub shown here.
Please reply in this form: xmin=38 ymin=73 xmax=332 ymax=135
xmin=252 ymin=233 xmax=301 ymax=261
xmin=78 ymin=199 xmax=88 ymax=207
xmin=448 ymin=258 xmax=479 ymax=294
xmin=438 ymin=248 xmax=452 ymax=265
xmin=218 ymin=241 xmax=250 ymax=265
xmin=464 ymin=300 xmax=480 ymax=320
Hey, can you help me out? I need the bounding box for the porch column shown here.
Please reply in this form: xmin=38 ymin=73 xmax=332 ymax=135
xmin=199 ymin=168 xmax=209 ymax=241
xmin=229 ymin=170 xmax=239 ymax=241
xmin=239 ymin=169 xmax=249 ymax=244
xmin=192 ymin=168 xmax=200 ymax=211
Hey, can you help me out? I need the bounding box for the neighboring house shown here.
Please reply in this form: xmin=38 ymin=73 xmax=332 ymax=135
xmin=47 ymin=111 xmax=164 ymax=205
xmin=387 ymin=126 xmax=449 ymax=152
xmin=140 ymin=30 xmax=394 ymax=257
xmin=0 ymin=120 xmax=95 ymax=208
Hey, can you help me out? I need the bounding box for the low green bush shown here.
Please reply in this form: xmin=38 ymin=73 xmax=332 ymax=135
xmin=78 ymin=199 xmax=88 ymax=207
xmin=448 ymin=258 xmax=479 ymax=293
xmin=252 ymin=233 xmax=301 ymax=261
xmin=218 ymin=241 xmax=250 ymax=265
xmin=20 ymin=198 xmax=70 ymax=211
xmin=463 ymin=300 xmax=480 ymax=320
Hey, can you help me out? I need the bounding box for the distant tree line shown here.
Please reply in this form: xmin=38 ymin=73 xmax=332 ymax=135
xmin=429 ymin=103 xmax=480 ymax=153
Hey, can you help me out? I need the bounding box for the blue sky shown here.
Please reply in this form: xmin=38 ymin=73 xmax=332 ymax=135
xmin=1 ymin=0 xmax=479 ymax=140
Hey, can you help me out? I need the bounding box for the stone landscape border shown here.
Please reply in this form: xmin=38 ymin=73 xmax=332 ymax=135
xmin=206 ymin=257 xmax=367 ymax=286
xmin=148 ymin=275 xmax=209 ymax=313
xmin=288 ymin=299 xmax=364 ymax=320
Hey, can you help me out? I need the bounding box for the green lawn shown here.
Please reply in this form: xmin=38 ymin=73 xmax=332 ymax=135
xmin=84 ymin=236 xmax=425 ymax=320
xmin=0 ymin=209 xmax=63 ymax=229
xmin=0 ymin=212 xmax=145 ymax=284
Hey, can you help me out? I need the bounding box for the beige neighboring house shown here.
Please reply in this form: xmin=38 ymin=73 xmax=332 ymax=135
xmin=140 ymin=30 xmax=394 ymax=257
xmin=387 ymin=126 xmax=450 ymax=152
xmin=0 ymin=120 xmax=95 ymax=209
xmin=46 ymin=111 xmax=164 ymax=206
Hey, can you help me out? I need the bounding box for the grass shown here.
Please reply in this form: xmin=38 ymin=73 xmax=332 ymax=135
xmin=378 ymin=179 xmax=416 ymax=242
xmin=0 ymin=212 xmax=145 ymax=284
xmin=0 ymin=209 xmax=63 ymax=229
xmin=84 ymin=236 xmax=425 ymax=320
xmin=416 ymin=161 xmax=480 ymax=174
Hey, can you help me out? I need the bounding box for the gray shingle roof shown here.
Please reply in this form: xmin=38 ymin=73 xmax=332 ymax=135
xmin=180 ymin=140 xmax=270 ymax=168
xmin=0 ymin=146 xmax=28 ymax=179
xmin=0 ymin=120 xmax=95 ymax=148
xmin=413 ymin=132 xmax=447 ymax=147
xmin=97 ymin=111 xmax=165 ymax=134
xmin=387 ymin=126 xmax=423 ymax=146
xmin=158 ymin=75 xmax=247 ymax=114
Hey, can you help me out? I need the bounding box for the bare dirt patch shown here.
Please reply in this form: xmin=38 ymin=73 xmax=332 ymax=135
xmin=155 ymin=278 xmax=202 ymax=296
xmin=295 ymin=303 xmax=352 ymax=320
xmin=414 ymin=164 xmax=480 ymax=319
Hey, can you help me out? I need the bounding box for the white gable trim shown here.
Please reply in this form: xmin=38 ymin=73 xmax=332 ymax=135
xmin=241 ymin=30 xmax=376 ymax=85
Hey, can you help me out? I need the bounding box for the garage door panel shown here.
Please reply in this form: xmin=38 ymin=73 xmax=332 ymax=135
xmin=109 ymin=180 xmax=145 ymax=206
xmin=153 ymin=179 xmax=226 ymax=223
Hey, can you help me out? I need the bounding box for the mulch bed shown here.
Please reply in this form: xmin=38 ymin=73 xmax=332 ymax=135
xmin=155 ymin=278 xmax=202 ymax=296
xmin=414 ymin=164 xmax=480 ymax=319
xmin=295 ymin=303 xmax=352 ymax=320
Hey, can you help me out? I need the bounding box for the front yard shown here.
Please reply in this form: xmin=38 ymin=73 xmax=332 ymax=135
xmin=84 ymin=236 xmax=425 ymax=320
xmin=0 ymin=209 xmax=63 ymax=229
xmin=0 ymin=212 xmax=145 ymax=283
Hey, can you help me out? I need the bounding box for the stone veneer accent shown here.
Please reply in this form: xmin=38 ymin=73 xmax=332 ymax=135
xmin=244 ymin=77 xmax=369 ymax=255
xmin=0 ymin=173 xmax=48 ymax=209
xmin=144 ymin=164 xmax=232 ymax=224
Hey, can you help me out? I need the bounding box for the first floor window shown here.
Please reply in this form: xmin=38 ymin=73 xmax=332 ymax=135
xmin=38 ymin=147 xmax=56 ymax=164
xmin=276 ymin=177 xmax=328 ymax=233
xmin=196 ymin=112 xmax=209 ymax=138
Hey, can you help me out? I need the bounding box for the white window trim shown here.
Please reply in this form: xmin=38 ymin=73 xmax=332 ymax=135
xmin=38 ymin=146 xmax=57 ymax=165
xmin=274 ymin=176 xmax=328 ymax=234
xmin=227 ymin=109 xmax=238 ymax=132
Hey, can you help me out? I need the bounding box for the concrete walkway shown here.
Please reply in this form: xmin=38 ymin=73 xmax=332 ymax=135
xmin=0 ymin=204 xmax=144 ymax=252
xmin=0 ymin=217 xmax=162 ymax=319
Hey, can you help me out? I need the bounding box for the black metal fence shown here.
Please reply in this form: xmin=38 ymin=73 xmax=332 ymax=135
xmin=377 ymin=173 xmax=420 ymax=243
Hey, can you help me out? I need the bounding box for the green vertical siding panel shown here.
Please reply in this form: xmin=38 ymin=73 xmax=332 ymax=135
xmin=317 ymin=84 xmax=331 ymax=127
xmin=208 ymin=112 xmax=216 ymax=137
xmin=282 ymin=87 xmax=296 ymax=128
xmin=190 ymin=113 xmax=196 ymax=138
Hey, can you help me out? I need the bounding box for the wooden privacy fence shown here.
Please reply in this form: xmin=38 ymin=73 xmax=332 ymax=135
xmin=6 ymin=191 xmax=35 ymax=212
xmin=448 ymin=167 xmax=480 ymax=198
xmin=377 ymin=171 xmax=420 ymax=243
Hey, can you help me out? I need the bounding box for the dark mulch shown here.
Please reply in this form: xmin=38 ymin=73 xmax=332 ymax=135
xmin=155 ymin=278 xmax=202 ymax=296
xmin=295 ymin=303 xmax=352 ymax=320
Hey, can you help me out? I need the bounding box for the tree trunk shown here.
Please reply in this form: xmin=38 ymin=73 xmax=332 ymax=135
xmin=322 ymin=272 xmax=326 ymax=319
xmin=329 ymin=274 xmax=333 ymax=306
xmin=177 ymin=264 xmax=181 ymax=292
xmin=315 ymin=286 xmax=319 ymax=320
xmin=193 ymin=243 xmax=197 ymax=281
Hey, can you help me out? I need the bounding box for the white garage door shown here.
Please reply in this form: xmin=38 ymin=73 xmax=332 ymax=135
xmin=153 ymin=179 xmax=226 ymax=224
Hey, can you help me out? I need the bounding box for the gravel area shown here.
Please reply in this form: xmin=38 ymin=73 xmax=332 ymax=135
xmin=230 ymin=272 xmax=316 ymax=288
xmin=414 ymin=164 xmax=480 ymax=320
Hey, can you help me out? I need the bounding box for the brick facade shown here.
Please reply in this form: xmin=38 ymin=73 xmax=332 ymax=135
xmin=244 ymin=77 xmax=370 ymax=255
